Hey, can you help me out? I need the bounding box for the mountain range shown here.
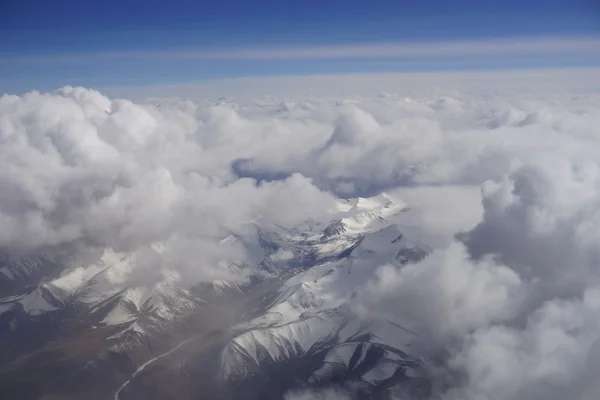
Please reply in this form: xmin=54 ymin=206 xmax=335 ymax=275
xmin=0 ymin=193 xmax=436 ymax=400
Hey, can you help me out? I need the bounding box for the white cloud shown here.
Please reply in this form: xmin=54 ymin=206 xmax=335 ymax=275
xmin=358 ymin=154 xmax=600 ymax=397
xmin=359 ymin=242 xmax=523 ymax=345
xmin=353 ymin=136 xmax=600 ymax=398
xmin=270 ymin=249 xmax=295 ymax=262
xmin=0 ymin=87 xmax=338 ymax=282
xmin=446 ymin=288 xmax=600 ymax=400
xmin=3 ymin=81 xmax=600 ymax=398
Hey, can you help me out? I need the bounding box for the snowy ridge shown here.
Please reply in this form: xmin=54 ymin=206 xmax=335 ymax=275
xmin=0 ymin=286 xmax=60 ymax=316
xmin=309 ymin=342 xmax=423 ymax=386
xmin=0 ymin=247 xmax=205 ymax=341
xmin=0 ymin=253 xmax=56 ymax=282
xmin=221 ymin=192 xmax=429 ymax=381
xmin=194 ymin=260 xmax=247 ymax=297
xmin=100 ymin=278 xmax=203 ymax=339
xmin=222 ymin=311 xmax=343 ymax=378
xmin=222 ymin=306 xmax=421 ymax=380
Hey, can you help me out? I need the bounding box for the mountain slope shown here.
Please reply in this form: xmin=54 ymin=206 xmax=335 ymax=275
xmin=0 ymin=192 xmax=434 ymax=399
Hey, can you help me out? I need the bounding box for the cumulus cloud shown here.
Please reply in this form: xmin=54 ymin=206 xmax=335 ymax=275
xmin=3 ymin=83 xmax=600 ymax=398
xmin=0 ymin=86 xmax=337 ymax=283
xmin=359 ymin=242 xmax=523 ymax=345
xmin=357 ymin=158 xmax=600 ymax=398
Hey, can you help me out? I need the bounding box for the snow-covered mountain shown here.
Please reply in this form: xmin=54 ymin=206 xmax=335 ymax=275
xmin=0 ymin=192 xmax=434 ymax=400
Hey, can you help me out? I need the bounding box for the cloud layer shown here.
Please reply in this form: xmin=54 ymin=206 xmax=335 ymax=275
xmin=106 ymin=67 xmax=600 ymax=100
xmin=3 ymin=84 xmax=600 ymax=398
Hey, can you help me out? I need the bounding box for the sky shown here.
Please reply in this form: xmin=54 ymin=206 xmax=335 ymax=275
xmin=3 ymin=2 xmax=600 ymax=399
xmin=1 ymin=0 xmax=600 ymax=95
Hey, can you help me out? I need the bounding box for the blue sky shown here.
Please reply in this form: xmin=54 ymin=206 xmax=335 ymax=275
xmin=1 ymin=0 xmax=599 ymax=94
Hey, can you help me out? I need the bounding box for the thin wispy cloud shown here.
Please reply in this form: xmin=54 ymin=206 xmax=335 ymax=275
xmin=3 ymin=35 xmax=599 ymax=64
xmin=194 ymin=36 xmax=600 ymax=61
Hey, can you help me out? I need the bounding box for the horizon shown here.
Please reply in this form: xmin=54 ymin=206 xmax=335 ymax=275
xmin=1 ymin=0 xmax=599 ymax=95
